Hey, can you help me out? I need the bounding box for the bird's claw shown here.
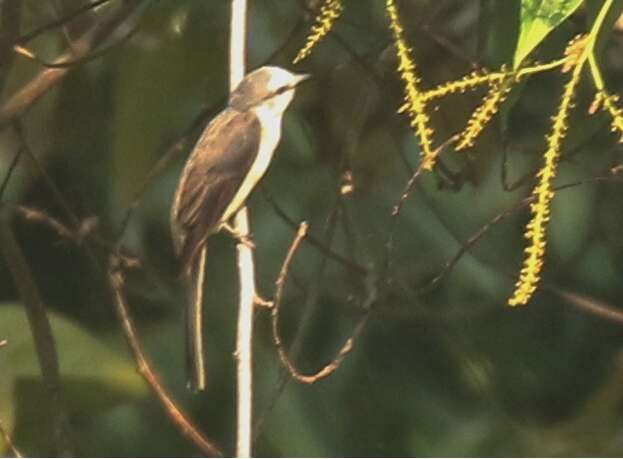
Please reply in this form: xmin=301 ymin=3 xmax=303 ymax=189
xmin=222 ymin=222 xmax=256 ymax=249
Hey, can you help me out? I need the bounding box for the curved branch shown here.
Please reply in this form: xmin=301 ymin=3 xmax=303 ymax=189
xmin=260 ymin=186 xmax=367 ymax=276
xmin=108 ymin=254 xmax=222 ymax=458
xmin=271 ymin=222 xmax=369 ymax=384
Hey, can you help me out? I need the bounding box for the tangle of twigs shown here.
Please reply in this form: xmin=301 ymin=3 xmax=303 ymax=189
xmin=271 ymin=222 xmax=371 ymax=384
xmin=410 ymin=172 xmax=623 ymax=296
xmin=0 ymin=0 xmax=143 ymax=127
xmin=11 ymin=0 xmax=117 ymax=46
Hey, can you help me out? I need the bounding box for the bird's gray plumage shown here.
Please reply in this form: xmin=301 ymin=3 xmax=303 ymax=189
xmin=170 ymin=66 xmax=307 ymax=391
xmin=171 ymin=108 xmax=261 ymax=276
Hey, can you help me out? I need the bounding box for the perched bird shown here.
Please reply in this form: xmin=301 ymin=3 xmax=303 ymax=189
xmin=171 ymin=66 xmax=308 ymax=390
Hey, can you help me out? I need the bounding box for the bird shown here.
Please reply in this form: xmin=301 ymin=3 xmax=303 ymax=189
xmin=170 ymin=66 xmax=309 ymax=391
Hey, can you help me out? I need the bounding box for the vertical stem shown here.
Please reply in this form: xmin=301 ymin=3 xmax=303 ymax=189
xmin=234 ymin=209 xmax=254 ymax=458
xmin=586 ymin=0 xmax=613 ymax=91
xmin=229 ymin=0 xmax=254 ymax=457
xmin=229 ymin=0 xmax=246 ymax=89
xmin=0 ymin=213 xmax=72 ymax=455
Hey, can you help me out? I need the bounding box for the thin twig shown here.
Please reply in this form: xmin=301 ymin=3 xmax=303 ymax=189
xmin=13 ymin=205 xmax=76 ymax=240
xmin=12 ymin=0 xmax=117 ymax=46
xmin=547 ymin=287 xmax=623 ymax=325
xmin=0 ymin=419 xmax=23 ymax=458
xmin=0 ymin=0 xmax=142 ymax=127
xmin=254 ymin=200 xmax=341 ymax=442
xmin=13 ymin=15 xmax=144 ymax=70
xmin=11 ymin=204 xmax=143 ymax=269
xmin=384 ymin=134 xmax=459 ymax=275
xmin=261 ymin=186 xmax=367 ymax=275
xmin=12 ymin=124 xmax=109 ymax=270
xmin=271 ymin=222 xmax=369 ymax=384
xmin=414 ymin=173 xmax=623 ymax=294
xmin=13 ymin=119 xmax=79 ymax=229
xmin=0 ymin=147 xmax=22 ymax=201
xmin=107 ymin=254 xmax=223 ymax=457
xmin=0 ymin=211 xmax=72 ymax=455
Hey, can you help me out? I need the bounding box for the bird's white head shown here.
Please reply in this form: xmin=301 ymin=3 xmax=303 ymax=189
xmin=229 ymin=66 xmax=309 ymax=114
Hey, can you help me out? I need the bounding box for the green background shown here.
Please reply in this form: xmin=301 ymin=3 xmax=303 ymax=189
xmin=1 ymin=0 xmax=623 ymax=456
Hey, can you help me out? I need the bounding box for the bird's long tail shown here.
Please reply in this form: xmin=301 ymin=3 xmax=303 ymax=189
xmin=186 ymin=245 xmax=207 ymax=391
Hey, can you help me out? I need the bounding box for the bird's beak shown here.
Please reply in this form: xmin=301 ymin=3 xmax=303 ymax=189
xmin=294 ymin=73 xmax=311 ymax=86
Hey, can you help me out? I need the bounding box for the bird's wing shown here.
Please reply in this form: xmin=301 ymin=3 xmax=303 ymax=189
xmin=171 ymin=108 xmax=261 ymax=274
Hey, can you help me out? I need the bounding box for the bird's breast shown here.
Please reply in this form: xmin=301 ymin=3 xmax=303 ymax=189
xmin=219 ymin=107 xmax=283 ymax=224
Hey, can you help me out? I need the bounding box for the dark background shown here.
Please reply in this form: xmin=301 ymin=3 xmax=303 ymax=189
xmin=1 ymin=0 xmax=623 ymax=456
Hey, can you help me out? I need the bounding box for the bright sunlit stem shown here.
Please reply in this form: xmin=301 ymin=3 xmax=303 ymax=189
xmin=230 ymin=0 xmax=254 ymax=457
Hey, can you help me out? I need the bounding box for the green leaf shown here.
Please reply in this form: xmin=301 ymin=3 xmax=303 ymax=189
xmin=513 ymin=0 xmax=584 ymax=68
xmin=0 ymin=303 xmax=148 ymax=454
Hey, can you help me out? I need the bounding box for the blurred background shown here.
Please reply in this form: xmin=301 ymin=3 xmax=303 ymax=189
xmin=1 ymin=0 xmax=623 ymax=456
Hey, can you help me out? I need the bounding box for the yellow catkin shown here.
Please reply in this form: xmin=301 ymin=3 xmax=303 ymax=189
xmin=423 ymin=70 xmax=507 ymax=102
xmin=455 ymin=74 xmax=514 ymax=151
xmin=386 ymin=0 xmax=436 ymax=170
xmin=508 ymin=60 xmax=584 ymax=306
xmin=601 ymin=92 xmax=623 ymax=143
xmin=293 ymin=0 xmax=344 ymax=64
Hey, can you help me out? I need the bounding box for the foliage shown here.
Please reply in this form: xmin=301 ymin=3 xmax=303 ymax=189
xmin=297 ymin=0 xmax=623 ymax=306
xmin=1 ymin=0 xmax=623 ymax=456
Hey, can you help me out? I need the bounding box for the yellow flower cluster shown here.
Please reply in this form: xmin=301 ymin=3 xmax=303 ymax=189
xmin=386 ymin=0 xmax=436 ymax=170
xmin=601 ymin=92 xmax=623 ymax=143
xmin=423 ymin=70 xmax=507 ymax=102
xmin=455 ymin=75 xmax=513 ymax=151
xmin=293 ymin=0 xmax=344 ymax=64
xmin=508 ymin=60 xmax=584 ymax=306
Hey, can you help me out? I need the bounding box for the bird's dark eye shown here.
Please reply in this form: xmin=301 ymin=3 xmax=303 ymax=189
xmin=261 ymin=85 xmax=293 ymax=103
xmin=275 ymin=85 xmax=292 ymax=95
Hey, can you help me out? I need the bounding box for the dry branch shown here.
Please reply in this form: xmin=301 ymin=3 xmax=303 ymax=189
xmin=0 ymin=0 xmax=142 ymax=127
xmin=271 ymin=222 xmax=370 ymax=384
xmin=108 ymin=254 xmax=223 ymax=457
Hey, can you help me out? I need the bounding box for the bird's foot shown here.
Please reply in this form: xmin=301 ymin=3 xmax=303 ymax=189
xmin=254 ymin=294 xmax=273 ymax=308
xmin=222 ymin=223 xmax=256 ymax=250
